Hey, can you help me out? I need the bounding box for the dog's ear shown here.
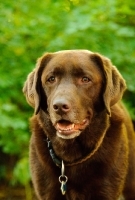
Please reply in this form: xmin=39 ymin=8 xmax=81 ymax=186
xmin=23 ymin=53 xmax=52 ymax=114
xmin=91 ymin=53 xmax=126 ymax=115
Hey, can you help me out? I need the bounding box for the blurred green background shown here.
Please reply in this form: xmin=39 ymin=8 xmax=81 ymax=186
xmin=0 ymin=0 xmax=135 ymax=199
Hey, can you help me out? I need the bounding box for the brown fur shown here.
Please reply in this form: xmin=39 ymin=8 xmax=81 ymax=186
xmin=23 ymin=50 xmax=135 ymax=200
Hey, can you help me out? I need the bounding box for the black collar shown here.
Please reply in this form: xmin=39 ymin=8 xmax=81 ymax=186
xmin=47 ymin=138 xmax=62 ymax=167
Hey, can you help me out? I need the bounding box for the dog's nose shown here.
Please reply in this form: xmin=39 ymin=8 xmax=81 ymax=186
xmin=53 ymin=99 xmax=71 ymax=114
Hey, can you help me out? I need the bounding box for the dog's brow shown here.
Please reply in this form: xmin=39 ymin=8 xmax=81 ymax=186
xmin=52 ymin=66 xmax=65 ymax=75
xmin=72 ymin=67 xmax=86 ymax=76
xmin=71 ymin=66 xmax=94 ymax=81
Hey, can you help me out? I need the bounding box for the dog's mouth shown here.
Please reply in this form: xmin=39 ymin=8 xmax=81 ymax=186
xmin=54 ymin=118 xmax=89 ymax=138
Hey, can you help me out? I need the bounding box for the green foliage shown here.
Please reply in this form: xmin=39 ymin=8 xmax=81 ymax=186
xmin=0 ymin=0 xmax=135 ymax=190
xmin=12 ymin=157 xmax=31 ymax=185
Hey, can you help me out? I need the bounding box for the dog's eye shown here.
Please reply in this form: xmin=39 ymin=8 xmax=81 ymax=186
xmin=47 ymin=76 xmax=56 ymax=83
xmin=82 ymin=77 xmax=90 ymax=83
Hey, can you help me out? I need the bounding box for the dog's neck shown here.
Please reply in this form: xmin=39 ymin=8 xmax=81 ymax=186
xmin=46 ymin=127 xmax=107 ymax=167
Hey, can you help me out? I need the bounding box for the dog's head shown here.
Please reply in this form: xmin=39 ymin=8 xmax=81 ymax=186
xmin=23 ymin=50 xmax=126 ymax=139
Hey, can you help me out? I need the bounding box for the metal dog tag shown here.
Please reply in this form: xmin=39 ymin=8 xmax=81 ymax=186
xmin=59 ymin=160 xmax=68 ymax=195
xmin=60 ymin=180 xmax=67 ymax=195
xmin=59 ymin=176 xmax=68 ymax=195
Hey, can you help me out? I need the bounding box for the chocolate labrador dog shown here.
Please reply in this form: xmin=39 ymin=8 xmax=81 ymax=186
xmin=23 ymin=50 xmax=135 ymax=200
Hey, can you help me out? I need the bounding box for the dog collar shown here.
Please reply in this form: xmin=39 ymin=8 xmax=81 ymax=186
xmin=47 ymin=138 xmax=62 ymax=167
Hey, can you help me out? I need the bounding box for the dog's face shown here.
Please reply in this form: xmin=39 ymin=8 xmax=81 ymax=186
xmin=41 ymin=51 xmax=104 ymax=139
xmin=23 ymin=50 xmax=126 ymax=139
